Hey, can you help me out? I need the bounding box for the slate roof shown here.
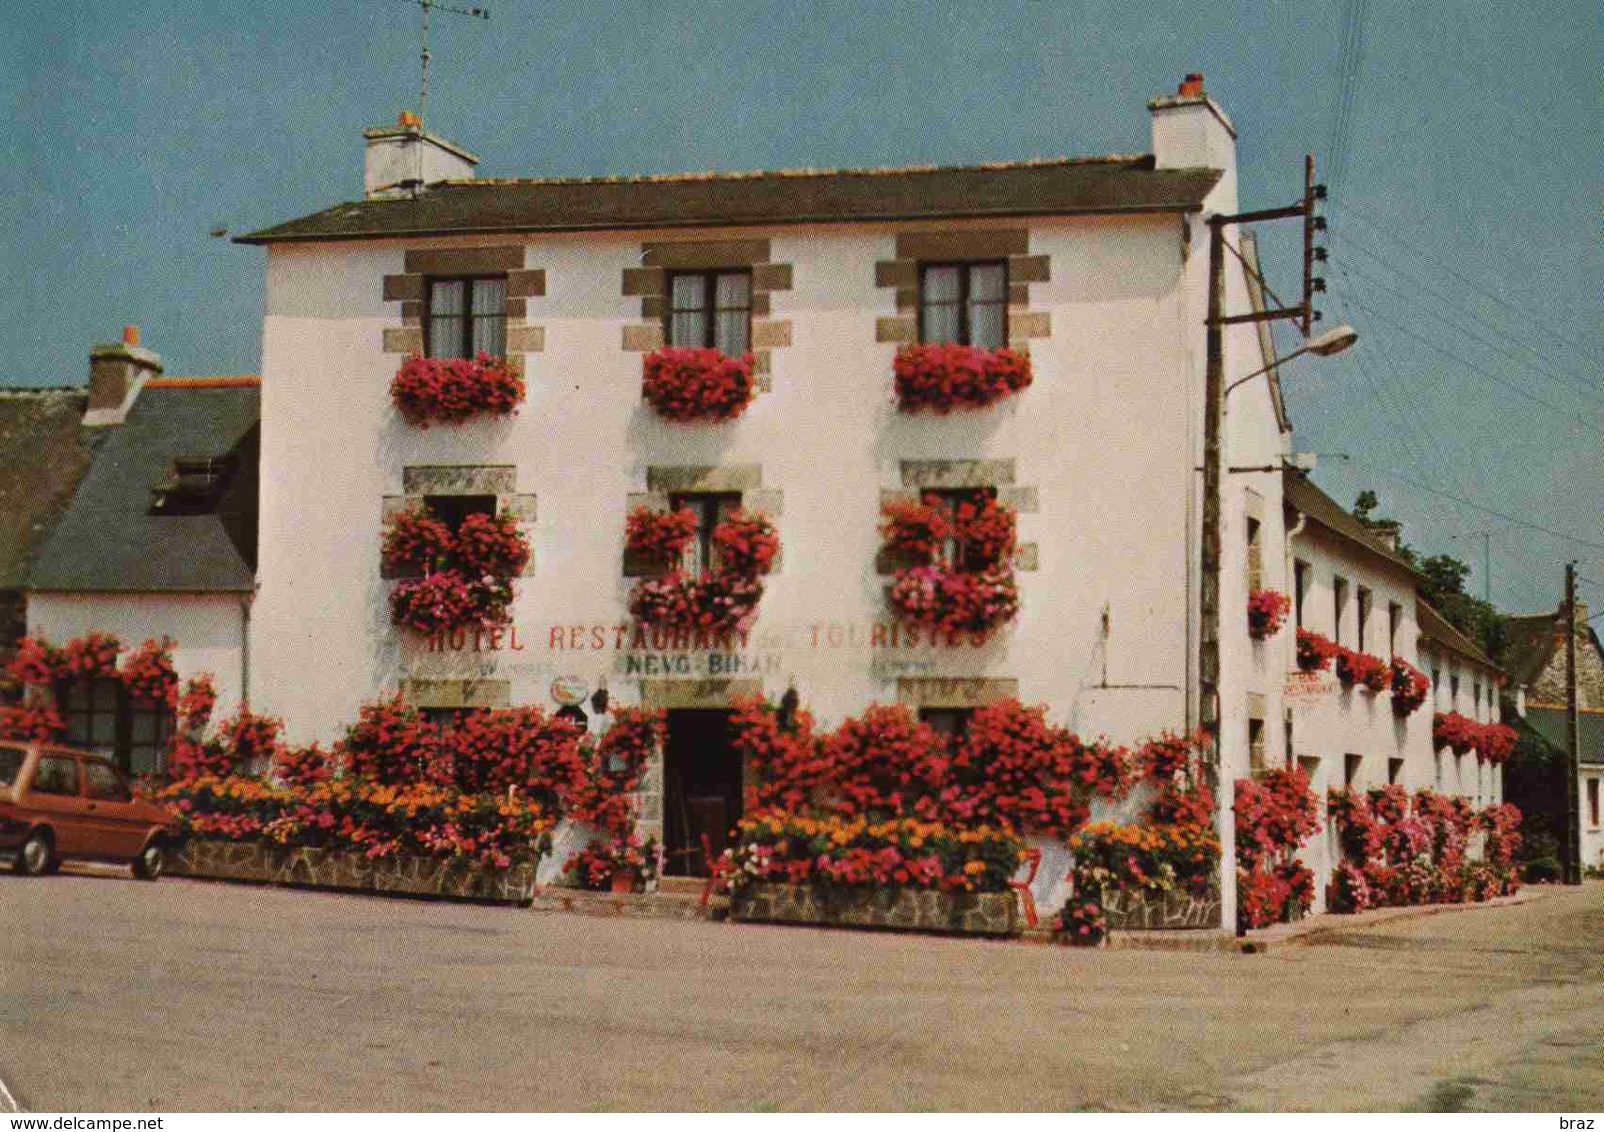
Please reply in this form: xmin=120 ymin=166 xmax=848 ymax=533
xmin=1418 ymin=598 xmax=1501 ymax=673
xmin=0 ymin=389 xmax=99 ymax=589
xmin=1283 ymin=471 xmax=1423 ymax=579
xmin=28 ymin=380 xmax=260 ymax=593
xmin=1521 ymin=705 xmax=1604 ymax=766
xmin=1502 ymin=609 xmax=1571 ymax=689
xmin=237 ymin=156 xmax=1224 ymax=244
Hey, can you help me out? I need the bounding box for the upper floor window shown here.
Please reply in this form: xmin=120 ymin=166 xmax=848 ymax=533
xmin=1388 ymin=601 xmax=1403 ymax=655
xmin=919 ymin=707 xmax=973 ymax=742
xmin=1293 ymin=560 xmax=1310 ymax=627
xmin=919 ymin=262 xmax=1007 ymax=348
xmin=425 ymin=494 xmax=497 ymax=532
xmin=671 ymin=492 xmax=742 ymax=576
xmin=1248 ymin=717 xmax=1266 ymax=774
xmin=427 ymin=277 xmax=506 ymax=359
xmin=1333 ymin=576 xmax=1350 ymax=645
xmin=924 ymin=487 xmax=999 ymax=573
xmin=668 ymin=270 xmax=751 ymax=355
xmin=1246 ymin=517 xmax=1263 ymax=592
xmin=1356 ymin=586 xmax=1372 ymax=651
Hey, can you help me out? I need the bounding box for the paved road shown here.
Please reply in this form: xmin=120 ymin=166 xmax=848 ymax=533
xmin=4 ymin=871 xmax=1603 ymax=1111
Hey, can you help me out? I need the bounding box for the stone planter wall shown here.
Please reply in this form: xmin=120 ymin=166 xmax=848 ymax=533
xmin=169 ymin=839 xmax=538 ymax=906
xmin=730 ymin=881 xmax=1020 ymax=937
xmin=1100 ymin=884 xmax=1222 ymax=930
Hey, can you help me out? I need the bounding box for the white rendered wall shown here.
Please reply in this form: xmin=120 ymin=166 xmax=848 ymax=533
xmin=251 ymin=215 xmax=1222 ymax=751
xmin=27 ymin=592 xmax=250 ymax=715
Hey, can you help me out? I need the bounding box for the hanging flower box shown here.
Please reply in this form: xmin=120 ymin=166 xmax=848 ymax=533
xmin=1334 ymin=647 xmax=1390 ymax=693
xmin=1479 ymin=722 xmax=1518 ymax=765
xmin=628 ymin=571 xmax=765 ymax=634
xmin=390 ymin=352 xmax=523 ymax=428
xmin=887 ymin=566 xmax=1019 ymax=634
xmin=1247 ymin=589 xmax=1291 ymax=640
xmin=1295 ymin=628 xmax=1338 ymax=673
xmin=1389 ymin=656 xmax=1431 ymax=716
xmin=380 ymin=509 xmax=529 ymax=635
xmin=1432 ymin=710 xmax=1480 ymax=755
xmin=641 ymin=347 xmax=756 ymax=422
xmin=892 ymin=343 xmax=1032 ymax=413
xmin=624 ymin=506 xmax=699 ymax=569
xmin=625 ymin=510 xmax=778 ymax=632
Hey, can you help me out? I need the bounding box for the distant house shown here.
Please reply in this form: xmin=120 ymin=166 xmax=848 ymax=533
xmin=21 ymin=329 xmax=259 ymax=775
xmin=1502 ymin=604 xmax=1604 ymax=870
xmin=0 ymin=387 xmax=100 ymax=681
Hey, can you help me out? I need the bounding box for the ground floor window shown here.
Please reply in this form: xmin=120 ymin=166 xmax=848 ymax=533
xmin=918 ymin=707 xmax=973 ymax=740
xmin=57 ymin=677 xmax=173 ymax=776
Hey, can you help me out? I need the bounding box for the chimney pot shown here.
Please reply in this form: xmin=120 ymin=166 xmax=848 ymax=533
xmin=1179 ymin=72 xmax=1205 ymax=96
xmin=122 ymin=324 xmax=140 ymax=346
xmin=398 ymin=110 xmax=421 ymax=128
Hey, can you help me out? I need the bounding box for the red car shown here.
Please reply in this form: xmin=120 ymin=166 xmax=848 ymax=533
xmin=0 ymin=742 xmax=178 ymax=879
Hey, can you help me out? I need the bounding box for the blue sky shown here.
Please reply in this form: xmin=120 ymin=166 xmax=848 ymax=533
xmin=4 ymin=1 xmax=1600 ymax=615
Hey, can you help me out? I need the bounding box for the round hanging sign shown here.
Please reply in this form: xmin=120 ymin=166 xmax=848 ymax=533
xmin=550 ymin=675 xmax=589 ymax=706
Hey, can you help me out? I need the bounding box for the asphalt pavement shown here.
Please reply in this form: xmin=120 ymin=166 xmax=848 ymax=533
xmin=4 ymin=871 xmax=1603 ymax=1111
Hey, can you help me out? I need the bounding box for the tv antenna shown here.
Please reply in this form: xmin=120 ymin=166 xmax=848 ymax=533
xmin=396 ymin=0 xmax=489 ymax=131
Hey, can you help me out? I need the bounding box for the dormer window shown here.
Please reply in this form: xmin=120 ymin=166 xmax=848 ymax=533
xmin=427 ymin=277 xmax=506 ymax=359
xmin=151 ymin=454 xmax=236 ymax=514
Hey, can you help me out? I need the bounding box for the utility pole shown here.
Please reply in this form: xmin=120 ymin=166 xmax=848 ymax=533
xmin=1565 ymin=562 xmax=1582 ymax=884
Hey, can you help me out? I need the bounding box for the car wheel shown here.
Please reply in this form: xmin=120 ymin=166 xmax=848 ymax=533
xmin=15 ymin=830 xmax=54 ymax=877
xmin=132 ymin=840 xmax=165 ymax=881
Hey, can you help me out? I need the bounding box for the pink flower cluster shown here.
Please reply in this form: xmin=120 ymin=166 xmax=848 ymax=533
xmin=1247 ymin=589 xmax=1291 ymax=640
xmin=886 ymin=566 xmax=1019 ymax=635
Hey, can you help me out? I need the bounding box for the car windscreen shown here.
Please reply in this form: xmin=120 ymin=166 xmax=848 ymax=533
xmin=0 ymin=746 xmax=24 ymax=787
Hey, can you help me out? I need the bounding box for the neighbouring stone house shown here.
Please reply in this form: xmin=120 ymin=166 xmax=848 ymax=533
xmin=22 ymin=330 xmax=260 ymax=776
xmin=1502 ymin=604 xmax=1604 ymax=870
xmin=233 ymin=74 xmax=1304 ymax=923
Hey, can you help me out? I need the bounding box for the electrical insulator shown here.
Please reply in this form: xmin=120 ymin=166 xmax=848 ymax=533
xmin=1312 ymin=278 xmax=1327 ymax=293
xmin=1313 ymin=248 xmax=1329 ymax=262
xmin=1312 ymin=309 xmax=1323 ymax=322
xmin=1313 ymin=217 xmax=1328 ymax=231
xmin=1313 ymin=184 xmax=1328 ymax=200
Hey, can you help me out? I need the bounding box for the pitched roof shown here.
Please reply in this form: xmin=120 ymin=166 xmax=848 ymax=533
xmin=1283 ymin=471 xmax=1423 ymax=580
xmin=1502 ymin=609 xmax=1565 ymax=688
xmin=1520 ymin=705 xmax=1604 ymax=765
xmin=237 ymin=156 xmax=1224 ymax=244
xmin=0 ymin=389 xmax=99 ymax=589
xmin=28 ymin=380 xmax=260 ymax=593
xmin=1417 ymin=597 xmax=1500 ymax=673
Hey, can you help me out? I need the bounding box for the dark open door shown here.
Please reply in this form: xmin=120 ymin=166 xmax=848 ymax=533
xmin=664 ymin=709 xmax=740 ymax=877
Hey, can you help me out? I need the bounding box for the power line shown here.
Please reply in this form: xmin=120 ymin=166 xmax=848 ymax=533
xmin=1340 ymin=203 xmax=1604 ymax=367
xmin=1340 ymin=292 xmax=1604 ymax=439
xmin=1345 ymin=459 xmax=1604 ymax=551
xmin=1331 ymin=230 xmax=1604 ymax=400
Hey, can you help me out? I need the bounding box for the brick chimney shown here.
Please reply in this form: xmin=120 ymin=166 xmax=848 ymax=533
xmin=1148 ymin=72 xmax=1237 ymax=173
xmin=363 ymin=111 xmax=479 ymax=199
xmin=84 ymin=325 xmax=162 ymax=427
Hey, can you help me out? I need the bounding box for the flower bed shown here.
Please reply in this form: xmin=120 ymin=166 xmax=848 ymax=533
xmin=641 ymin=347 xmax=755 ymax=422
xmin=626 ymin=509 xmax=777 ymax=633
xmin=1247 ymin=590 xmax=1291 ymax=640
xmin=168 ymin=840 xmax=538 ymax=905
xmin=1234 ymin=767 xmax=1322 ymax=930
xmin=391 ymin=352 xmax=523 ymax=427
xmin=563 ymin=832 xmax=660 ymax=892
xmin=892 ymin=343 xmax=1032 ymax=413
xmin=1325 ymin=785 xmax=1520 ymax=912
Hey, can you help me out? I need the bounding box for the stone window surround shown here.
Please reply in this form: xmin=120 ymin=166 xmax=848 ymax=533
xmin=397 ymin=679 xmax=512 ymax=710
xmin=381 ymin=246 xmax=546 ymax=363
xmin=877 ymin=459 xmax=1038 ymax=573
xmin=896 ymin=677 xmax=1019 ymax=709
xmin=874 ymin=230 xmax=1051 ymax=349
xmin=624 ymin=464 xmax=783 ymax=578
xmin=381 ymin=464 xmax=537 ymax=578
xmin=621 ymin=238 xmax=794 ymax=391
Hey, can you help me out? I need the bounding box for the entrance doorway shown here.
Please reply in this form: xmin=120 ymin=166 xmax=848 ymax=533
xmin=663 ymin=709 xmax=740 ymax=877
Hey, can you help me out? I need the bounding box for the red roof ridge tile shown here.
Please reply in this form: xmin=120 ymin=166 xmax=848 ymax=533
xmin=144 ymin=376 xmax=261 ymax=389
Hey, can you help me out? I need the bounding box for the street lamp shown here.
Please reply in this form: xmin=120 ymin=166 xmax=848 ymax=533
xmin=1223 ymin=323 xmax=1357 ymax=398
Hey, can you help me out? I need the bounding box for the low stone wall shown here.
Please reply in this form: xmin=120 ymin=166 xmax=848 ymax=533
xmin=1100 ymin=885 xmax=1222 ymax=931
xmin=169 ymin=839 xmax=538 ymax=906
xmin=729 ymin=882 xmax=1020 ymax=937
